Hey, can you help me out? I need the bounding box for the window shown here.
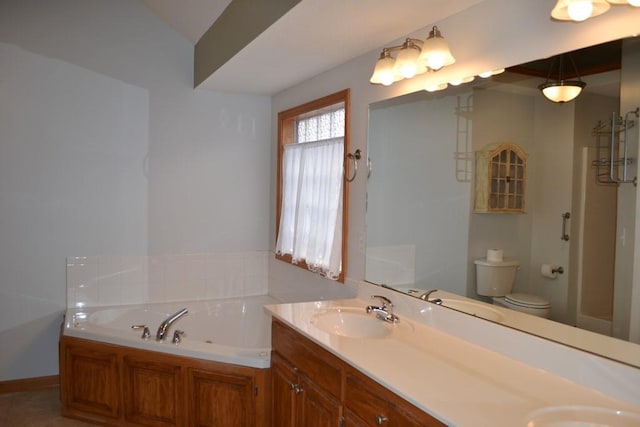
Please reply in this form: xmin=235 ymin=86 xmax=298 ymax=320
xmin=275 ymin=89 xmax=350 ymax=282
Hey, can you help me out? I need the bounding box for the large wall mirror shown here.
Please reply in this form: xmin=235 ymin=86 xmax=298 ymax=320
xmin=366 ymin=36 xmax=640 ymax=367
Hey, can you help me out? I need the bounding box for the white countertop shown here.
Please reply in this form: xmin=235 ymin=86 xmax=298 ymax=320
xmin=265 ymin=297 xmax=640 ymax=427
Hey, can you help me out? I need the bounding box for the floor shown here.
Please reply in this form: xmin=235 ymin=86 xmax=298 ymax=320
xmin=0 ymin=388 xmax=95 ymax=426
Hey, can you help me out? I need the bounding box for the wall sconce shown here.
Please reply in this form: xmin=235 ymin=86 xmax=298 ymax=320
xmin=538 ymin=54 xmax=586 ymax=103
xmin=551 ymin=0 xmax=639 ymax=22
xmin=369 ymin=26 xmax=455 ymax=86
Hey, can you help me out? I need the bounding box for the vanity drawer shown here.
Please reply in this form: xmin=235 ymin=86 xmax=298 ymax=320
xmin=345 ymin=367 xmax=445 ymax=427
xmin=271 ymin=319 xmax=342 ymax=398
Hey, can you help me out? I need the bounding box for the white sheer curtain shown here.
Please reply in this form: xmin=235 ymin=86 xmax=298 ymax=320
xmin=276 ymin=137 xmax=344 ymax=279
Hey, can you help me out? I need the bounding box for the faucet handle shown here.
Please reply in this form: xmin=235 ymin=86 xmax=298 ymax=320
xmin=371 ymin=295 xmax=392 ymax=309
xmin=172 ymin=330 xmax=184 ymax=345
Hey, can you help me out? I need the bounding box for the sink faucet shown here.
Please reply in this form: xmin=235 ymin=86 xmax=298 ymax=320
xmin=418 ymin=290 xmax=442 ymax=305
xmin=156 ymin=308 xmax=188 ymax=341
xmin=366 ymin=295 xmax=399 ymax=323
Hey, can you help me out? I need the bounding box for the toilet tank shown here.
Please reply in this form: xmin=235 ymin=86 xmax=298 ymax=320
xmin=474 ymin=258 xmax=520 ymax=297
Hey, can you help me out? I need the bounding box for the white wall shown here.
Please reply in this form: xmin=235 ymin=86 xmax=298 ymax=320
xmin=270 ymin=0 xmax=640 ymax=310
xmin=367 ymin=93 xmax=471 ymax=294
xmin=0 ymin=0 xmax=271 ymax=381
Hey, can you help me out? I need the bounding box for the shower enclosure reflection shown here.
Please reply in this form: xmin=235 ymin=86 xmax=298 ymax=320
xmin=365 ymin=38 xmax=640 ymax=354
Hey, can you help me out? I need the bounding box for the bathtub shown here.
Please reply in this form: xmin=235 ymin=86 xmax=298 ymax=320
xmin=63 ymin=294 xmax=279 ymax=369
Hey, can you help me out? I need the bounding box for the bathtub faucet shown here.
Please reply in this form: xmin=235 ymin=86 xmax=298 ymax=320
xmin=156 ymin=308 xmax=188 ymax=341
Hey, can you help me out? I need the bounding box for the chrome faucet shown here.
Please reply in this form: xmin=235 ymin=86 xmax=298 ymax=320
xmin=366 ymin=295 xmax=399 ymax=323
xmin=418 ymin=289 xmax=442 ymax=304
xmin=156 ymin=308 xmax=188 ymax=341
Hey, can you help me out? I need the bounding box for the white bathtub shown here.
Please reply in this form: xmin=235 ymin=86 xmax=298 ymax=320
xmin=63 ymin=294 xmax=279 ymax=368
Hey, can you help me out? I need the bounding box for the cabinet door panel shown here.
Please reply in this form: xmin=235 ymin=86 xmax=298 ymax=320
xmin=188 ymin=368 xmax=255 ymax=427
xmin=298 ymin=377 xmax=341 ymax=427
xmin=271 ymin=353 xmax=298 ymax=427
xmin=122 ymin=356 xmax=184 ymax=426
xmin=61 ymin=340 xmax=120 ymax=420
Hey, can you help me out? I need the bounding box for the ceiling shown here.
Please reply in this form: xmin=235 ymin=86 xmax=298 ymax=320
xmin=141 ymin=0 xmax=485 ymax=95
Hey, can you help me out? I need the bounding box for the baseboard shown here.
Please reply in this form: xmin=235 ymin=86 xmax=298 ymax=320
xmin=0 ymin=375 xmax=59 ymax=394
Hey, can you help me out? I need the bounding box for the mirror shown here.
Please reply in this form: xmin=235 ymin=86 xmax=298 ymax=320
xmin=366 ymin=37 xmax=640 ymax=367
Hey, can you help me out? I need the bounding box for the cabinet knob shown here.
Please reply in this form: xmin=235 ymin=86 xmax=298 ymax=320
xmin=376 ymin=415 xmax=388 ymax=425
xmin=290 ymin=383 xmax=303 ymax=394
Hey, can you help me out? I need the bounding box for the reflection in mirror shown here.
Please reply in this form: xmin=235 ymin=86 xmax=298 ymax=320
xmin=365 ymin=37 xmax=640 ymax=367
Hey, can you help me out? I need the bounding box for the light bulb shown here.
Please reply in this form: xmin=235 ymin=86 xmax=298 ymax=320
xmin=567 ymin=0 xmax=593 ymax=21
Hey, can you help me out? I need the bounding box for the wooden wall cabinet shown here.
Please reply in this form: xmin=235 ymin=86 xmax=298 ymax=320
xmin=60 ymin=335 xmax=270 ymax=427
xmin=474 ymin=143 xmax=527 ymax=214
xmin=271 ymin=319 xmax=445 ymax=427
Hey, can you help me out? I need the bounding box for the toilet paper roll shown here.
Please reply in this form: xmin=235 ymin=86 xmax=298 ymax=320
xmin=486 ymin=249 xmax=504 ymax=262
xmin=541 ymin=264 xmax=558 ymax=279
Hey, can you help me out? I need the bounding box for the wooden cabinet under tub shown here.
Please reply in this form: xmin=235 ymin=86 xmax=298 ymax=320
xmin=270 ymin=319 xmax=445 ymax=427
xmin=59 ymin=335 xmax=271 ymax=427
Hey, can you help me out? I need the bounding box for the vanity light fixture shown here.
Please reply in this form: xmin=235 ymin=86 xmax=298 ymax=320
xmin=538 ymin=54 xmax=586 ymax=103
xmin=449 ymin=76 xmax=475 ymax=86
xmin=369 ymin=26 xmax=455 ymax=86
xmin=551 ymin=0 xmax=610 ymax=21
xmin=419 ymin=26 xmax=456 ymax=71
xmin=607 ymin=0 xmax=640 ymax=6
xmin=425 ymin=82 xmax=448 ymax=92
xmin=551 ymin=0 xmax=639 ymax=22
xmin=478 ymin=68 xmax=505 ymax=78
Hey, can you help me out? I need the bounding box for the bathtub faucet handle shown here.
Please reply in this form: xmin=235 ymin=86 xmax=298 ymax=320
xmin=172 ymin=330 xmax=184 ymax=345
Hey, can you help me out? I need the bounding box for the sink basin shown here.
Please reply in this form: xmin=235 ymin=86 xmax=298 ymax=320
xmin=311 ymin=307 xmax=404 ymax=339
xmin=439 ymin=299 xmax=505 ymax=323
xmin=525 ymin=405 xmax=640 ymax=427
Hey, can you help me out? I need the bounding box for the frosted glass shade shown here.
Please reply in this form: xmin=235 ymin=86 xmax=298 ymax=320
xmin=539 ymin=80 xmax=586 ymax=103
xmin=419 ymin=36 xmax=455 ymax=71
xmin=369 ymin=55 xmax=397 ymax=86
xmin=607 ymin=0 xmax=640 ymax=5
xmin=392 ymin=46 xmax=421 ymax=79
xmin=551 ymin=0 xmax=610 ymax=21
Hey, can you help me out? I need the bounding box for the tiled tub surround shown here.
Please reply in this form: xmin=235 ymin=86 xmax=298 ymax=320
xmin=66 ymin=251 xmax=269 ymax=308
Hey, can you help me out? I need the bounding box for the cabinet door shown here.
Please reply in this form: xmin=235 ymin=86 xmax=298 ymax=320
xmin=187 ymin=368 xmax=255 ymax=427
xmin=122 ymin=355 xmax=184 ymax=427
xmin=297 ymin=376 xmax=342 ymax=427
xmin=474 ymin=143 xmax=527 ymax=214
xmin=60 ymin=339 xmax=120 ymax=421
xmin=271 ymin=352 xmax=298 ymax=427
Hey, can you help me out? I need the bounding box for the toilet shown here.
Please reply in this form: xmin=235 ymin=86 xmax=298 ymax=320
xmin=474 ymin=258 xmax=551 ymax=318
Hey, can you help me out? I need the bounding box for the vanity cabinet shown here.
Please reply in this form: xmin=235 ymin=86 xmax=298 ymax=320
xmin=474 ymin=143 xmax=527 ymax=214
xmin=271 ymin=319 xmax=445 ymax=427
xmin=60 ymin=335 xmax=269 ymax=427
xmin=271 ymin=320 xmax=343 ymax=427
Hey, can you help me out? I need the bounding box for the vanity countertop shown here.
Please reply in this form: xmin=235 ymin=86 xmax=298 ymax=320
xmin=265 ymin=297 xmax=640 ymax=426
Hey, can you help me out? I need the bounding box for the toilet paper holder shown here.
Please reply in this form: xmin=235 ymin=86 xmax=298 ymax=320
xmin=552 ymin=266 xmax=564 ymax=275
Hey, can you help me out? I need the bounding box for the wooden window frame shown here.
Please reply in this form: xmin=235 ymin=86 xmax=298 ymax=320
xmin=276 ymin=89 xmax=351 ymax=282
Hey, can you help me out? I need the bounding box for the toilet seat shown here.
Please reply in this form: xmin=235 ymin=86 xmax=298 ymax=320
xmin=505 ymin=293 xmax=551 ymax=309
